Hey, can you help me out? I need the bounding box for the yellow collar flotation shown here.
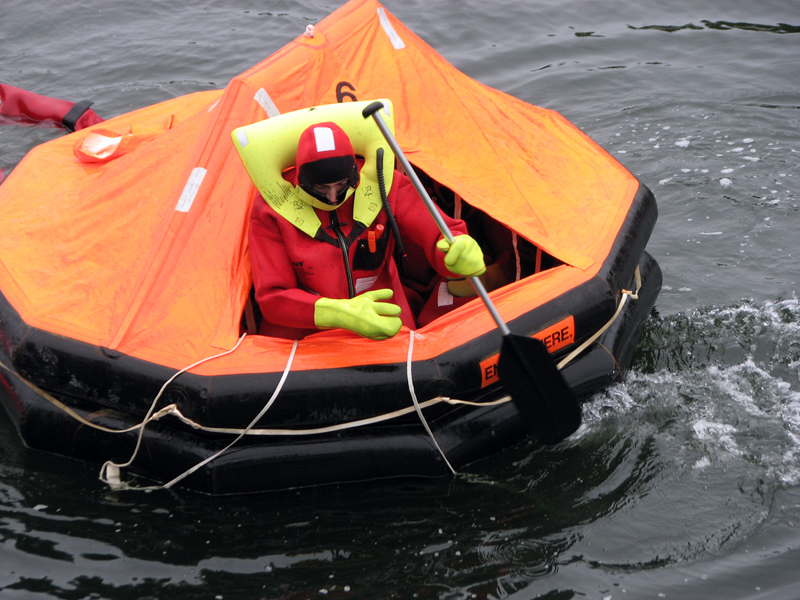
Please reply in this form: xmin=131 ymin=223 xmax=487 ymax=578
xmin=231 ymin=99 xmax=396 ymax=239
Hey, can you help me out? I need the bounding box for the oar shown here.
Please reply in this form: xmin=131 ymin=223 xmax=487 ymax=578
xmin=362 ymin=101 xmax=581 ymax=445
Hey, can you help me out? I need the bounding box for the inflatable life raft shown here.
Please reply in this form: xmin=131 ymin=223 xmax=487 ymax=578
xmin=0 ymin=0 xmax=661 ymax=494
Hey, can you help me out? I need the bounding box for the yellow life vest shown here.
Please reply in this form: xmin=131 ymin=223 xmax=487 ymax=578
xmin=231 ymin=99 xmax=396 ymax=238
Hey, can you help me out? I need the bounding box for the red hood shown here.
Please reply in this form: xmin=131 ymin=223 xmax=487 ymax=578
xmin=295 ymin=122 xmax=360 ymax=195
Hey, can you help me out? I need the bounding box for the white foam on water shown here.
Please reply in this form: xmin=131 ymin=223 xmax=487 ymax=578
xmin=694 ymin=456 xmax=711 ymax=470
xmin=630 ymin=299 xmax=800 ymax=485
xmin=692 ymin=419 xmax=742 ymax=456
xmin=578 ymin=299 xmax=800 ymax=482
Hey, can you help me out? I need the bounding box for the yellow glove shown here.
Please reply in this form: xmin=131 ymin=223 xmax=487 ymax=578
xmin=436 ymin=235 xmax=486 ymax=278
xmin=314 ymin=289 xmax=402 ymax=340
xmin=446 ymin=263 xmax=507 ymax=297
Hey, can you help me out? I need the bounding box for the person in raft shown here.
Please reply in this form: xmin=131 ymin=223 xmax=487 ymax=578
xmin=248 ymin=121 xmax=486 ymax=340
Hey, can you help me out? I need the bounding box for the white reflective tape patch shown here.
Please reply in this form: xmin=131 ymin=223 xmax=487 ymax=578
xmin=175 ymin=167 xmax=207 ymax=212
xmin=437 ymin=281 xmax=454 ymax=307
xmin=314 ymin=127 xmax=336 ymax=152
xmin=377 ymin=8 xmax=405 ymax=49
xmin=81 ymin=132 xmax=122 ymax=159
xmin=236 ymin=130 xmax=249 ymax=148
xmin=254 ymin=88 xmax=280 ymax=117
xmin=355 ymin=276 xmax=378 ymax=295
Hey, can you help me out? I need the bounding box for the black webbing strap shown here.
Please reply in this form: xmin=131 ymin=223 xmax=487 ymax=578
xmin=62 ymin=99 xmax=94 ymax=132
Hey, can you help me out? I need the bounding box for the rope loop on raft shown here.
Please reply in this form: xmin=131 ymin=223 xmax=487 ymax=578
xmin=556 ymin=265 xmax=642 ymax=371
xmin=0 ymin=328 xmax=488 ymax=490
xmin=99 ymin=334 xmax=300 ymax=491
xmin=99 ymin=327 xmax=460 ymax=487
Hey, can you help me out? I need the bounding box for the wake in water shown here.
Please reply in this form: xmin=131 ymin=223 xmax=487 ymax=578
xmin=565 ymin=297 xmax=800 ymax=567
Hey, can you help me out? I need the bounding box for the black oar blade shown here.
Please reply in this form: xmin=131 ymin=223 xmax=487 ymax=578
xmin=497 ymin=333 xmax=581 ymax=445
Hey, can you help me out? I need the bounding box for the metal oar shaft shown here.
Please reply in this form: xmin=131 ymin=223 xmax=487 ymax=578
xmin=364 ymin=103 xmax=511 ymax=337
xmin=363 ymin=100 xmax=581 ymax=445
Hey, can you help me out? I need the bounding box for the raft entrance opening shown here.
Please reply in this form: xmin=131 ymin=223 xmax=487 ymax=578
xmin=240 ymin=167 xmax=560 ymax=336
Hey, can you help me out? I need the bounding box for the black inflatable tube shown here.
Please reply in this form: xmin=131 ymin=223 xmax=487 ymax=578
xmin=0 ymin=252 xmax=660 ymax=494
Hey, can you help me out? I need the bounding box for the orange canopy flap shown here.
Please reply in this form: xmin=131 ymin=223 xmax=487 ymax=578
xmin=0 ymin=0 xmax=639 ymax=374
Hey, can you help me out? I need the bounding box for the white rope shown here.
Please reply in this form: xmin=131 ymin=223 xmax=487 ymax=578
xmin=0 ymin=358 xmax=168 ymax=434
xmin=406 ymin=330 xmax=456 ymax=474
xmin=85 ymin=393 xmax=512 ymax=439
xmin=160 ymin=394 xmax=508 ymax=435
xmin=1 ymin=335 xmax=254 ymax=439
xmin=1 ymin=345 xmax=508 ymax=440
xmin=556 ymin=266 xmax=642 ymax=371
xmin=99 ymin=334 xmax=298 ymax=491
xmin=154 ymin=338 xmax=298 ymax=490
xmin=512 ymin=232 xmax=521 ymax=282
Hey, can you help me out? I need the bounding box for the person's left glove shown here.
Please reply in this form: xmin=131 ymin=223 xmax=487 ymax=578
xmin=436 ymin=235 xmax=486 ymax=278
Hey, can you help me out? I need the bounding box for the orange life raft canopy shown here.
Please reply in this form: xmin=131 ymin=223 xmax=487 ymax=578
xmin=0 ymin=0 xmax=660 ymax=493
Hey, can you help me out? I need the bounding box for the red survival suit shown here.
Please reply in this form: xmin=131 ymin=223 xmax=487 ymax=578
xmin=0 ymin=83 xmax=103 ymax=131
xmin=249 ymin=126 xmax=469 ymax=340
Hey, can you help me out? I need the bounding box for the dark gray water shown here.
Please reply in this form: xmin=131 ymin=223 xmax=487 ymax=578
xmin=2 ymin=1 xmax=799 ymax=598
